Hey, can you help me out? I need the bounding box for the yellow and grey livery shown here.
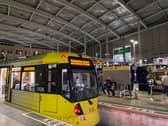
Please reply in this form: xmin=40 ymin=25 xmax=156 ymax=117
xmin=0 ymin=52 xmax=99 ymax=126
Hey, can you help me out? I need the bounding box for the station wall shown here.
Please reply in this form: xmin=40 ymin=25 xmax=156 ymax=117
xmin=87 ymin=22 xmax=168 ymax=60
xmin=0 ymin=44 xmax=52 ymax=59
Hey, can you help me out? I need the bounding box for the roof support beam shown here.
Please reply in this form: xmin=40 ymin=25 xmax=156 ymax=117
xmin=0 ymin=0 xmax=100 ymax=44
xmin=97 ymin=32 xmax=108 ymax=40
xmin=154 ymin=0 xmax=168 ymax=18
xmin=136 ymin=1 xmax=157 ymax=14
xmin=47 ymin=6 xmax=66 ymax=25
xmin=144 ymin=7 xmax=168 ymax=21
xmin=53 ymin=0 xmax=120 ymax=38
xmin=0 ymin=30 xmax=55 ymax=49
xmin=0 ymin=36 xmax=27 ymax=46
xmin=85 ymin=2 xmax=134 ymax=37
xmin=87 ymin=1 xmax=134 ymax=31
xmin=58 ymin=14 xmax=80 ymax=32
xmin=97 ymin=4 xmax=134 ymax=30
xmin=126 ymin=0 xmax=135 ymax=5
xmin=0 ymin=31 xmax=28 ymax=46
xmin=0 ymin=22 xmax=71 ymax=48
xmin=108 ymin=19 xmax=168 ymax=44
xmin=0 ymin=15 xmax=84 ymax=46
xmin=135 ymin=0 xmax=168 ymax=21
xmin=117 ymin=0 xmax=148 ymax=29
xmin=47 ymin=0 xmax=75 ymax=25
xmin=7 ymin=0 xmax=12 ymax=16
xmin=29 ymin=0 xmax=44 ymax=22
xmin=0 ymin=24 xmax=58 ymax=48
xmin=52 ymin=0 xmax=102 ymax=40
xmin=69 ymin=21 xmax=93 ymax=41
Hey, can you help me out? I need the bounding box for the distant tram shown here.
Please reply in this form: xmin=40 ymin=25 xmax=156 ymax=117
xmin=0 ymin=52 xmax=99 ymax=126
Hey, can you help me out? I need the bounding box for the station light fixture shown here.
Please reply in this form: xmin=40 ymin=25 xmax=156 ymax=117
xmin=130 ymin=39 xmax=138 ymax=44
xmin=134 ymin=41 xmax=138 ymax=44
xmin=130 ymin=39 xmax=138 ymax=61
xmin=130 ymin=39 xmax=134 ymax=43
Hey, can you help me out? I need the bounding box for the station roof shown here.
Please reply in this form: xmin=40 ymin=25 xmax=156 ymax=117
xmin=0 ymin=0 xmax=168 ymax=51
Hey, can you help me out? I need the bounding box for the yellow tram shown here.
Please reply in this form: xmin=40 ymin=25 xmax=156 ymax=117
xmin=0 ymin=52 xmax=99 ymax=126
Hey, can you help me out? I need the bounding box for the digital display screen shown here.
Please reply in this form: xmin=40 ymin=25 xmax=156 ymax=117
xmin=70 ymin=59 xmax=91 ymax=66
xmin=23 ymin=67 xmax=35 ymax=71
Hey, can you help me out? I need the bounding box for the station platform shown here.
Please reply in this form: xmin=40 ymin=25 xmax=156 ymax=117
xmin=98 ymin=91 xmax=168 ymax=126
xmin=1 ymin=92 xmax=168 ymax=126
xmin=0 ymin=96 xmax=71 ymax=126
xmin=99 ymin=91 xmax=168 ymax=113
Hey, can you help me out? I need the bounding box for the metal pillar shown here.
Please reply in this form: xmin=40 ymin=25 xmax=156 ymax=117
xmin=105 ymin=33 xmax=109 ymax=56
xmin=138 ymin=21 xmax=142 ymax=64
xmin=133 ymin=43 xmax=136 ymax=61
xmin=105 ymin=32 xmax=109 ymax=66
xmin=84 ymin=36 xmax=86 ymax=54
xmin=99 ymin=43 xmax=102 ymax=59
xmin=29 ymin=43 xmax=32 ymax=56
xmin=68 ymin=41 xmax=71 ymax=52
xmin=57 ymin=43 xmax=59 ymax=52
xmin=123 ymin=37 xmax=126 ymax=63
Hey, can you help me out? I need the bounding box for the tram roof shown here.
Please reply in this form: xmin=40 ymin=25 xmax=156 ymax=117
xmin=0 ymin=52 xmax=90 ymax=67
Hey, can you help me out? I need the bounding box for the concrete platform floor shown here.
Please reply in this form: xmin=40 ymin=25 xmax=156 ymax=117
xmin=99 ymin=91 xmax=168 ymax=114
xmin=0 ymin=96 xmax=71 ymax=126
xmin=0 ymin=97 xmax=46 ymax=126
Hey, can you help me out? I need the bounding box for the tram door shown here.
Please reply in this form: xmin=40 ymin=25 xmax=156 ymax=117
xmin=4 ymin=67 xmax=12 ymax=101
xmin=61 ymin=67 xmax=71 ymax=100
xmin=40 ymin=64 xmax=58 ymax=116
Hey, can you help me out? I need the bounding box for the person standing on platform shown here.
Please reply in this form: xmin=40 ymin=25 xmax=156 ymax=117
xmin=130 ymin=63 xmax=136 ymax=91
xmin=161 ymin=72 xmax=168 ymax=97
xmin=97 ymin=73 xmax=103 ymax=94
xmin=103 ymin=78 xmax=115 ymax=96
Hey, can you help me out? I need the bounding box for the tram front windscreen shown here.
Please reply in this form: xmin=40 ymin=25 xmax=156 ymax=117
xmin=71 ymin=69 xmax=98 ymax=101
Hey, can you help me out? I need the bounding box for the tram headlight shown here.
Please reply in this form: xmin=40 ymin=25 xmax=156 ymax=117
xmin=74 ymin=104 xmax=83 ymax=115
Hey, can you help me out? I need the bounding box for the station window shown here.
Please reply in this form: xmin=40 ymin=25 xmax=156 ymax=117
xmin=33 ymin=51 xmax=39 ymax=55
xmin=16 ymin=50 xmax=23 ymax=55
xmin=7 ymin=50 xmax=13 ymax=54
xmin=24 ymin=50 xmax=27 ymax=56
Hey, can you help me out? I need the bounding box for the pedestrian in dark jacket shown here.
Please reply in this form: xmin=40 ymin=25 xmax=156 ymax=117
xmin=103 ymin=79 xmax=115 ymax=96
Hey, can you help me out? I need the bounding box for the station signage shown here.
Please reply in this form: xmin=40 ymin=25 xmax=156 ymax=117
xmin=23 ymin=66 xmax=35 ymax=71
xmin=70 ymin=59 xmax=91 ymax=66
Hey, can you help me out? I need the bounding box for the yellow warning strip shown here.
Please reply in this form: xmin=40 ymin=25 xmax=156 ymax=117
xmin=103 ymin=66 xmax=129 ymax=71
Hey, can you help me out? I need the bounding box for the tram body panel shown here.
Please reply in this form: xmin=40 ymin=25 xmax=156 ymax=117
xmin=39 ymin=93 xmax=58 ymax=117
xmin=56 ymin=96 xmax=99 ymax=126
xmin=11 ymin=90 xmax=99 ymax=126
xmin=11 ymin=90 xmax=40 ymax=112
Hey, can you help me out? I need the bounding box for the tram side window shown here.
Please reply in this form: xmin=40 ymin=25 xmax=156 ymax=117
xmin=62 ymin=69 xmax=70 ymax=98
xmin=48 ymin=64 xmax=58 ymax=93
xmin=36 ymin=65 xmax=48 ymax=93
xmin=21 ymin=72 xmax=35 ymax=91
xmin=11 ymin=68 xmax=21 ymax=90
